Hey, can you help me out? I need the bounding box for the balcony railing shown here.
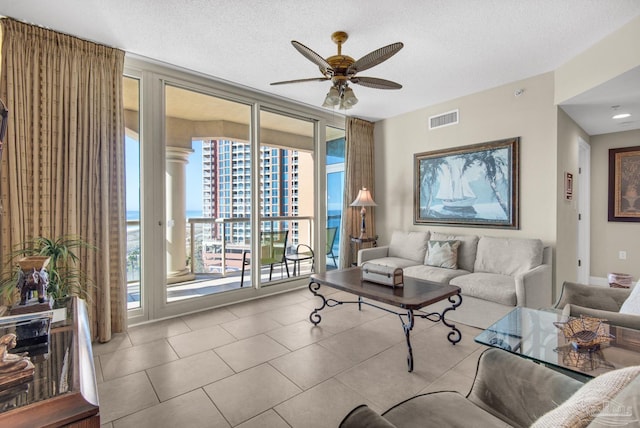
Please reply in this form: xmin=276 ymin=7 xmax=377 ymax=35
xmin=188 ymin=216 xmax=313 ymax=276
xmin=126 ymin=215 xmax=315 ymax=285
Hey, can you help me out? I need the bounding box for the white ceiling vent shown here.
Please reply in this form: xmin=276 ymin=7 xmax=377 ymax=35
xmin=429 ymin=109 xmax=459 ymax=130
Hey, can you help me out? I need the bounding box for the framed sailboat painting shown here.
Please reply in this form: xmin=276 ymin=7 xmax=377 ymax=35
xmin=414 ymin=137 xmax=519 ymax=228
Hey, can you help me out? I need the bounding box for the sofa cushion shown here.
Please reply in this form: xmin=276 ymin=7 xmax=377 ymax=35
xmin=388 ymin=231 xmax=430 ymax=264
xmin=429 ymin=232 xmax=479 ymax=272
xmin=404 ymin=265 xmax=470 ymax=284
xmin=450 ymin=273 xmax=517 ymax=306
xmin=532 ymin=365 xmax=640 ymax=428
xmin=620 ymin=281 xmax=640 ymax=315
xmin=474 ymin=236 xmax=543 ymax=277
xmin=367 ymin=257 xmax=421 ymax=270
xmin=425 ymin=240 xmax=460 ymax=269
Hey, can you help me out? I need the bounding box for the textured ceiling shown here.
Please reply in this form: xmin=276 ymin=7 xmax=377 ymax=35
xmin=2 ymin=1 xmax=640 ymax=134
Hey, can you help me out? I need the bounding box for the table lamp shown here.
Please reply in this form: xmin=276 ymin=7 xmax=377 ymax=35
xmin=350 ymin=187 xmax=377 ymax=239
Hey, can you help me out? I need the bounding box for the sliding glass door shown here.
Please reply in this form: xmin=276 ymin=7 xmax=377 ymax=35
xmin=253 ymin=109 xmax=315 ymax=286
xmin=164 ymin=84 xmax=253 ymax=303
xmin=124 ymin=57 xmax=344 ymax=323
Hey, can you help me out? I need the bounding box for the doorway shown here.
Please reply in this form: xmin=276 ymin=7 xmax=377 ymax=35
xmin=577 ymin=137 xmax=590 ymax=283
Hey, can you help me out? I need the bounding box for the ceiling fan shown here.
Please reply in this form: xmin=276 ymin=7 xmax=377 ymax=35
xmin=271 ymin=31 xmax=404 ymax=109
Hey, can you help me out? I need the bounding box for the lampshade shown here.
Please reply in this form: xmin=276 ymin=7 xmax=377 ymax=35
xmin=322 ymin=84 xmax=360 ymax=110
xmin=322 ymin=86 xmax=340 ymax=107
xmin=340 ymin=87 xmax=358 ymax=110
xmin=350 ymin=187 xmax=377 ymax=207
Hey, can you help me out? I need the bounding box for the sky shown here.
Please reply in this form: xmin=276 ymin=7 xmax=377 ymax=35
xmin=125 ymin=138 xmax=346 ymax=216
xmin=125 ymin=136 xmax=204 ymax=214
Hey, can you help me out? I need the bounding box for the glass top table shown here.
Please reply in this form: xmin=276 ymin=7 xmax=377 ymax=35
xmin=475 ymin=307 xmax=640 ymax=379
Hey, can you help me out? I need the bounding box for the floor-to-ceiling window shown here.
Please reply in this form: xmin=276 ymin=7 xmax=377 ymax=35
xmin=123 ymin=75 xmax=142 ymax=312
xmin=124 ymin=57 xmax=342 ymax=323
xmin=326 ymin=127 xmax=346 ymax=268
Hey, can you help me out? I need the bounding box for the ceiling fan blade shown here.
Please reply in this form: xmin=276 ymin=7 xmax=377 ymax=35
xmin=291 ymin=41 xmax=333 ymax=75
xmin=270 ymin=77 xmax=330 ymax=86
xmin=348 ymin=42 xmax=404 ymax=74
xmin=351 ymin=76 xmax=402 ymax=90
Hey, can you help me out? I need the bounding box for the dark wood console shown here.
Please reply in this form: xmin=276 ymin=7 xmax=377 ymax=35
xmin=0 ymin=297 xmax=99 ymax=427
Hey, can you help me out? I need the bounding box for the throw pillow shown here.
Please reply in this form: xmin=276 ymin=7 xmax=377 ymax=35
xmin=388 ymin=231 xmax=430 ymax=263
xmin=425 ymin=240 xmax=460 ymax=269
xmin=531 ymin=365 xmax=640 ymax=428
xmin=620 ymin=280 xmax=640 ymax=315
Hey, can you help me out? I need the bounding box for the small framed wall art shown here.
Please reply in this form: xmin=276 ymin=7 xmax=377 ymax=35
xmin=608 ymin=145 xmax=640 ymax=222
xmin=565 ymin=172 xmax=573 ymax=201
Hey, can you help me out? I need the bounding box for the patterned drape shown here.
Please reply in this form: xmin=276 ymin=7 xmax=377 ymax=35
xmin=0 ymin=18 xmax=126 ymax=342
xmin=340 ymin=117 xmax=376 ymax=268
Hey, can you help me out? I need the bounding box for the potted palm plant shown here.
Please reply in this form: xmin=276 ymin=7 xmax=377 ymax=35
xmin=1 ymin=235 xmax=94 ymax=306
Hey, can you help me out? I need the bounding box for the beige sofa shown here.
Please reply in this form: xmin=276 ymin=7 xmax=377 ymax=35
xmin=358 ymin=230 xmax=552 ymax=328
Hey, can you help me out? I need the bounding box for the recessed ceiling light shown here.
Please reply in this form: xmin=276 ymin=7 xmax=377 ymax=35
xmin=612 ymin=113 xmax=631 ymax=119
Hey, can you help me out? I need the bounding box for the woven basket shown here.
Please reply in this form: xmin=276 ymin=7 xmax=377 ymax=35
xmin=554 ymin=315 xmax=614 ymax=350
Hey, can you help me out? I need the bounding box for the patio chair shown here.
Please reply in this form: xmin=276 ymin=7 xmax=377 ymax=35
xmin=326 ymin=226 xmax=338 ymax=267
xmin=286 ymin=243 xmax=314 ymax=276
xmin=240 ymin=230 xmax=290 ymax=287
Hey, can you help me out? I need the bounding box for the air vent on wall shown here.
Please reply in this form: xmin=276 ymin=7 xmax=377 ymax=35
xmin=429 ymin=109 xmax=459 ymax=130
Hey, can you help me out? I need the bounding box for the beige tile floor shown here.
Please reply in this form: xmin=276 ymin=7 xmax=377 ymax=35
xmin=95 ymin=286 xmax=487 ymax=428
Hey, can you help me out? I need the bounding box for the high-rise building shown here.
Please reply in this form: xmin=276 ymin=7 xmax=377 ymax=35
xmin=201 ymin=140 xmax=300 ymax=271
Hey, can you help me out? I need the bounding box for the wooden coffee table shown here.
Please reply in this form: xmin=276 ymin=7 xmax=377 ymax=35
xmin=309 ymin=267 xmax=462 ymax=372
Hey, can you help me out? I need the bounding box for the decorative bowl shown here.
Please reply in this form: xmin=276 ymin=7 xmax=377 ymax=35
xmin=554 ymin=315 xmax=614 ymax=350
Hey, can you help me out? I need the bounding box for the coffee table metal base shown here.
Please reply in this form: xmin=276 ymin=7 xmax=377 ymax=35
xmin=309 ymin=281 xmax=462 ymax=372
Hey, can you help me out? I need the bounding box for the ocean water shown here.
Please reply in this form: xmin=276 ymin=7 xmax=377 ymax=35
xmin=126 ymin=210 xmax=203 ymax=220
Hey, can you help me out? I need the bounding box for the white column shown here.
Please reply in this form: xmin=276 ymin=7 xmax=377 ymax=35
xmin=166 ymin=146 xmax=195 ymax=284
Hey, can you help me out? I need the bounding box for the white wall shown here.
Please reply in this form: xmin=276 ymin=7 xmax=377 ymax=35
xmin=555 ymin=108 xmax=590 ymax=293
xmin=374 ymin=72 xmax=557 ymax=251
xmin=590 ymin=129 xmax=640 ymax=282
xmin=555 ymin=15 xmax=640 ymax=104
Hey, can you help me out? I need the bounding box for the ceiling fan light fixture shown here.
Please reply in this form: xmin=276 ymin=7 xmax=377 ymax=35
xmin=341 ymin=87 xmax=358 ymax=109
xmin=323 ymin=86 xmax=340 ymax=107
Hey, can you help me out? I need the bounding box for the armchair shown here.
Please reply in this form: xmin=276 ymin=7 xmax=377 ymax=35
xmin=340 ymin=348 xmax=584 ymax=428
xmin=554 ymin=281 xmax=640 ymax=330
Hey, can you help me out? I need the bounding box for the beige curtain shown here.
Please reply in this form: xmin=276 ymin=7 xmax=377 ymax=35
xmin=0 ymin=18 xmax=126 ymax=342
xmin=340 ymin=117 xmax=376 ymax=268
